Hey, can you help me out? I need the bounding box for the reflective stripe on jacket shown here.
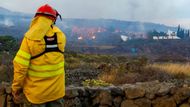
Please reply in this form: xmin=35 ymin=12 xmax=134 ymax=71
xmin=12 ymin=16 xmax=66 ymax=104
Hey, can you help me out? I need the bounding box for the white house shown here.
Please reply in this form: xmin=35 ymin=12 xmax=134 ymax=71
xmin=120 ymin=35 xmax=131 ymax=41
xmin=153 ymin=30 xmax=180 ymax=40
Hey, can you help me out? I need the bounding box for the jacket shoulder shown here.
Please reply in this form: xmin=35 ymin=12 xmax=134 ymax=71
xmin=53 ymin=26 xmax=66 ymax=38
xmin=53 ymin=26 xmax=62 ymax=33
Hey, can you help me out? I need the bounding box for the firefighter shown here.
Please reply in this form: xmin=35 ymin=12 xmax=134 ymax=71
xmin=12 ymin=4 xmax=66 ymax=107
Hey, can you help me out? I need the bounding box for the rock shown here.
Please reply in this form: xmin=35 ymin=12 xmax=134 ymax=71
xmin=65 ymin=88 xmax=79 ymax=98
xmin=5 ymin=86 xmax=12 ymax=94
xmin=86 ymin=87 xmax=101 ymax=98
xmin=142 ymin=82 xmax=160 ymax=100
xmin=113 ymin=96 xmax=122 ymax=107
xmin=0 ymin=85 xmax=5 ymax=95
xmin=6 ymin=94 xmax=12 ymax=101
xmin=188 ymin=97 xmax=190 ymax=103
xmin=180 ymin=103 xmax=190 ymax=107
xmin=64 ymin=97 xmax=82 ymax=107
xmin=99 ymin=105 xmax=109 ymax=107
xmin=81 ymin=98 xmax=91 ymax=107
xmin=0 ymin=94 xmax=6 ymax=107
xmin=124 ymin=86 xmax=145 ymax=99
xmin=1 ymin=81 xmax=190 ymax=107
xmin=6 ymin=101 xmax=14 ymax=107
xmin=145 ymin=93 xmax=155 ymax=100
xmin=93 ymin=90 xmax=112 ymax=106
xmin=157 ymin=82 xmax=173 ymax=96
xmin=173 ymin=87 xmax=190 ymax=104
xmin=134 ymin=98 xmax=151 ymax=107
xmin=110 ymin=86 xmax=124 ymax=96
xmin=76 ymin=87 xmax=87 ymax=97
xmin=183 ymin=84 xmax=188 ymax=88
xmin=139 ymin=81 xmax=174 ymax=99
xmin=152 ymin=97 xmax=176 ymax=107
xmin=93 ymin=96 xmax=100 ymax=106
xmin=121 ymin=100 xmax=138 ymax=107
xmin=170 ymin=87 xmax=179 ymax=95
xmin=73 ymin=97 xmax=82 ymax=107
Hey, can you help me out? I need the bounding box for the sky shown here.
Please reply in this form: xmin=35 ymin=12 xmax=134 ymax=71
xmin=1 ymin=0 xmax=190 ymax=28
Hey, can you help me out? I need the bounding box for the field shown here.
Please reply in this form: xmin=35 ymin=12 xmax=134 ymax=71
xmin=146 ymin=63 xmax=190 ymax=78
xmin=63 ymin=52 xmax=190 ymax=86
xmin=0 ymin=49 xmax=190 ymax=87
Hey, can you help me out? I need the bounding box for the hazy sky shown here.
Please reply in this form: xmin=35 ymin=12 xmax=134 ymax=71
xmin=1 ymin=0 xmax=190 ymax=28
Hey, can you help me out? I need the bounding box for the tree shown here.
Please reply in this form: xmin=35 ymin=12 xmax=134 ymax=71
xmin=0 ymin=35 xmax=19 ymax=52
xmin=177 ymin=25 xmax=180 ymax=38
xmin=187 ymin=30 xmax=190 ymax=38
xmin=176 ymin=25 xmax=189 ymax=39
xmin=147 ymin=30 xmax=167 ymax=39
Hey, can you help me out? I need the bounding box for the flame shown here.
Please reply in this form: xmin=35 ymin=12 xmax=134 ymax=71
xmin=72 ymin=26 xmax=106 ymax=36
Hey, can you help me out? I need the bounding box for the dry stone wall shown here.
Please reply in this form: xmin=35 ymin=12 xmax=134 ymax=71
xmin=1 ymin=81 xmax=190 ymax=107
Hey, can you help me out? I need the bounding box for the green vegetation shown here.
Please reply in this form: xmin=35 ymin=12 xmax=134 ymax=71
xmin=0 ymin=35 xmax=18 ymax=82
xmin=0 ymin=35 xmax=19 ymax=53
xmin=82 ymin=79 xmax=112 ymax=87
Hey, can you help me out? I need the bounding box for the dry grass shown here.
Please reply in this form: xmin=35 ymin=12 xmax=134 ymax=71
xmin=98 ymin=62 xmax=190 ymax=85
xmin=98 ymin=70 xmax=138 ymax=85
xmin=97 ymin=64 xmax=140 ymax=85
xmin=98 ymin=68 xmax=119 ymax=83
xmin=146 ymin=63 xmax=190 ymax=78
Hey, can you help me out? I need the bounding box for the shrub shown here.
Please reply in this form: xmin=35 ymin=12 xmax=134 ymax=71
xmin=82 ymin=79 xmax=112 ymax=87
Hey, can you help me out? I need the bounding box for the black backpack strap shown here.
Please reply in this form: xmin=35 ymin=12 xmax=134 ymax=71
xmin=31 ymin=51 xmax=46 ymax=59
xmin=31 ymin=33 xmax=64 ymax=60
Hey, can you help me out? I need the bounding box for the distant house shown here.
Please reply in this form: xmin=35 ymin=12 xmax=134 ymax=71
xmin=153 ymin=36 xmax=167 ymax=40
xmin=153 ymin=30 xmax=180 ymax=40
xmin=120 ymin=35 xmax=132 ymax=42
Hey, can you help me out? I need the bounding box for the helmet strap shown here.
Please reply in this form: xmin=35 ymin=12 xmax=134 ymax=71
xmin=58 ymin=14 xmax=62 ymax=21
xmin=51 ymin=25 xmax=53 ymax=28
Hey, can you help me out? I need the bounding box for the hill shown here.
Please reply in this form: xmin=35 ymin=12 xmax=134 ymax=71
xmin=0 ymin=7 xmax=178 ymax=38
xmin=0 ymin=7 xmax=187 ymax=58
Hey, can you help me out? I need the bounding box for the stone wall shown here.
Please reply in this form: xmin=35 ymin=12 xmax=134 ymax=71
xmin=1 ymin=81 xmax=190 ymax=107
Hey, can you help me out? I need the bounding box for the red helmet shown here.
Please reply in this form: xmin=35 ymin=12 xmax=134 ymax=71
xmin=35 ymin=4 xmax=62 ymax=22
xmin=35 ymin=4 xmax=57 ymax=18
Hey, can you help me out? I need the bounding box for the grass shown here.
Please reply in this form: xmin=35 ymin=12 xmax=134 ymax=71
xmin=97 ymin=63 xmax=141 ymax=85
xmin=98 ymin=69 xmax=139 ymax=85
xmin=64 ymin=53 xmax=119 ymax=70
xmin=146 ymin=63 xmax=190 ymax=78
xmin=1 ymin=50 xmax=190 ymax=85
xmin=97 ymin=62 xmax=190 ymax=85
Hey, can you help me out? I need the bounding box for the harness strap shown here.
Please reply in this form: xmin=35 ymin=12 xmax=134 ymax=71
xmin=31 ymin=33 xmax=63 ymax=60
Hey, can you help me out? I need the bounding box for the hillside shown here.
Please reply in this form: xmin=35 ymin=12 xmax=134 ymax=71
xmin=0 ymin=7 xmax=178 ymax=38
xmin=66 ymin=39 xmax=190 ymax=62
xmin=0 ymin=7 xmax=189 ymax=59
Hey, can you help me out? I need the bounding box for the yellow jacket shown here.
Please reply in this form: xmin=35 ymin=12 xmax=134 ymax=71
xmin=12 ymin=16 xmax=66 ymax=104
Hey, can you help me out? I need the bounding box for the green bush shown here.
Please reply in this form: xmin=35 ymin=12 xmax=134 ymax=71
xmin=82 ymin=79 xmax=112 ymax=87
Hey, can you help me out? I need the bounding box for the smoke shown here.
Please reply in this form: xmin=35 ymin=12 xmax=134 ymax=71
xmin=126 ymin=0 xmax=175 ymax=21
xmin=4 ymin=19 xmax=14 ymax=27
xmin=0 ymin=18 xmax=14 ymax=27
